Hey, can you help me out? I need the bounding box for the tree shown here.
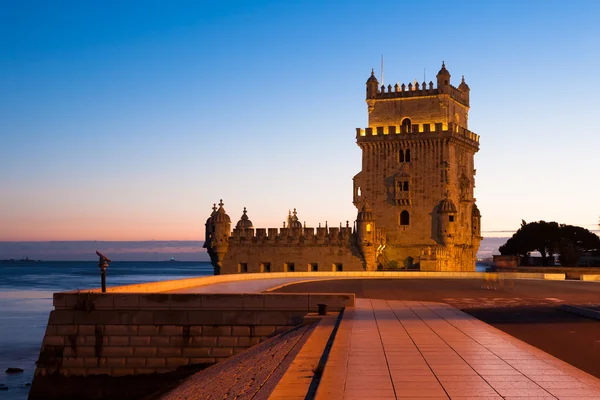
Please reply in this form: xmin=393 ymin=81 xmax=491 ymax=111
xmin=499 ymin=221 xmax=600 ymax=266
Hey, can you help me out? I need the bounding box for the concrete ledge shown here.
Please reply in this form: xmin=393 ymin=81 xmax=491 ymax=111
xmin=77 ymin=271 xmax=566 ymax=294
xmin=560 ymin=304 xmax=600 ymax=320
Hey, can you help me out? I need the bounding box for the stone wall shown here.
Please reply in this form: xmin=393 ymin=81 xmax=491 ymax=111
xmin=221 ymin=244 xmax=364 ymax=274
xmin=34 ymin=292 xmax=354 ymax=378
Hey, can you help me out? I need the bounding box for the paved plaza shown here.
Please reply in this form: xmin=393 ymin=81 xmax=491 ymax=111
xmin=163 ymin=276 xmax=600 ymax=398
xmin=307 ymin=299 xmax=600 ymax=399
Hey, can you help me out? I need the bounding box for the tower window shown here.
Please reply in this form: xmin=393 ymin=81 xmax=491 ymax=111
xmin=366 ymin=223 xmax=371 ymax=232
xmin=449 ymin=215 xmax=455 ymax=222
xmin=401 ymin=118 xmax=412 ymax=132
xmin=399 ymin=149 xmax=411 ymax=163
xmin=403 ymin=181 xmax=409 ymax=191
xmin=400 ymin=210 xmax=410 ymax=226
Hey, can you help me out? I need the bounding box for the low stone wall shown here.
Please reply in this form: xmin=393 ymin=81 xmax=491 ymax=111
xmin=89 ymin=271 xmax=566 ymax=294
xmin=34 ymin=292 xmax=354 ymax=379
xmin=582 ymin=274 xmax=600 ymax=282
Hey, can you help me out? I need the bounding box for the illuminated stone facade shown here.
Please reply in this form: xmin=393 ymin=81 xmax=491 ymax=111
xmin=205 ymin=63 xmax=482 ymax=274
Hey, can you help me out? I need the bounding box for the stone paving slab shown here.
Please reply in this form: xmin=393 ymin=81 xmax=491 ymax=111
xmin=312 ymin=299 xmax=600 ymax=400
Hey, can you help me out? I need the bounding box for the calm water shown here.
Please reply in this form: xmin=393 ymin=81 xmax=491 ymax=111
xmin=0 ymin=261 xmax=213 ymax=399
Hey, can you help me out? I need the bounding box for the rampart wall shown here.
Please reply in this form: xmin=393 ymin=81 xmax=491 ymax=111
xmin=34 ymin=292 xmax=354 ymax=380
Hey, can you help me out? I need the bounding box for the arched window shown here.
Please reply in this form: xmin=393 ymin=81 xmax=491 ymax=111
xmin=366 ymin=223 xmax=371 ymax=232
xmin=401 ymin=118 xmax=412 ymax=132
xmin=400 ymin=210 xmax=410 ymax=226
xmin=403 ymin=181 xmax=409 ymax=191
xmin=405 ymin=149 xmax=411 ymax=162
xmin=399 ymin=149 xmax=404 ymax=163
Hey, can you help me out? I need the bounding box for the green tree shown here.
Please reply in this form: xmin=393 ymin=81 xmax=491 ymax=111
xmin=499 ymin=221 xmax=599 ymax=266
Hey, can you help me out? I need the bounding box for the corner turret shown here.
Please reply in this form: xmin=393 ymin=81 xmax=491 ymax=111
xmin=366 ymin=69 xmax=379 ymax=99
xmin=437 ymin=198 xmax=457 ymax=245
xmin=205 ymin=200 xmax=231 ymax=275
xmin=436 ymin=61 xmax=451 ymax=93
xmin=355 ymin=200 xmax=377 ymax=270
xmin=458 ymin=75 xmax=470 ymax=103
xmin=471 ymin=203 xmax=482 ymax=239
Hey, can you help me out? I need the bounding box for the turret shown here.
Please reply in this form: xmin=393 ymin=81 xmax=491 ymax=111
xmin=206 ymin=199 xmax=231 ymax=275
xmin=356 ymin=200 xmax=376 ymax=270
xmin=458 ymin=75 xmax=470 ymax=103
xmin=203 ymin=203 xmax=218 ymax=250
xmin=366 ymin=69 xmax=379 ymax=100
xmin=471 ymin=203 xmax=482 ymax=239
xmin=356 ymin=200 xmax=374 ymax=244
xmin=437 ymin=198 xmax=457 ymax=245
xmin=288 ymin=208 xmax=303 ymax=236
xmin=436 ymin=61 xmax=451 ymax=93
xmin=234 ymin=207 xmax=254 ymax=239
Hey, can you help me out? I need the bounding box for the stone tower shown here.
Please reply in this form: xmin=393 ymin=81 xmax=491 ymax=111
xmin=353 ymin=62 xmax=482 ymax=271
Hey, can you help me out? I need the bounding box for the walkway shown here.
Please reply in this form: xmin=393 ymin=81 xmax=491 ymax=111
xmin=308 ymin=299 xmax=600 ymax=399
xmin=167 ymin=277 xmax=332 ymax=293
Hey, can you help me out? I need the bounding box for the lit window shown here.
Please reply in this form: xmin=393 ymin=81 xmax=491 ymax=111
xmin=366 ymin=223 xmax=371 ymax=232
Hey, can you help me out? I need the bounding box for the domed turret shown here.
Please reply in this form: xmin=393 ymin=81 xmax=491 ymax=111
xmin=288 ymin=208 xmax=302 ymax=229
xmin=438 ymin=198 xmax=458 ymax=213
xmin=366 ymin=69 xmax=379 ymax=99
xmin=458 ymin=75 xmax=470 ymax=92
xmin=206 ymin=200 xmax=231 ymax=275
xmin=436 ymin=61 xmax=451 ymax=91
xmin=472 ymin=203 xmax=481 ymax=218
xmin=355 ymin=199 xmax=377 ymax=271
xmin=214 ymin=200 xmax=231 ymax=223
xmin=458 ymin=75 xmax=470 ymax=104
xmin=357 ymin=199 xmax=373 ymax=221
xmin=437 ymin=197 xmax=457 ymax=245
xmin=236 ymin=207 xmax=253 ymax=229
xmin=203 ymin=203 xmax=218 ymax=250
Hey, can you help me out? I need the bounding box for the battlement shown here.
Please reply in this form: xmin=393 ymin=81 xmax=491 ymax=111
xmin=355 ymin=122 xmax=479 ymax=145
xmin=229 ymin=225 xmax=356 ymax=246
xmin=371 ymin=81 xmax=469 ymax=106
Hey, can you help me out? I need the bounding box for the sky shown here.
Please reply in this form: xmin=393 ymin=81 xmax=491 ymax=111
xmin=1 ymin=0 xmax=599 ymax=242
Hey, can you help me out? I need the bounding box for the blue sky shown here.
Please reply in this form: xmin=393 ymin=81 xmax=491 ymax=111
xmin=1 ymin=0 xmax=599 ymax=241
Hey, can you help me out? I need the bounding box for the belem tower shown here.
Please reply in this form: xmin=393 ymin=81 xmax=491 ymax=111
xmin=204 ymin=62 xmax=482 ymax=274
